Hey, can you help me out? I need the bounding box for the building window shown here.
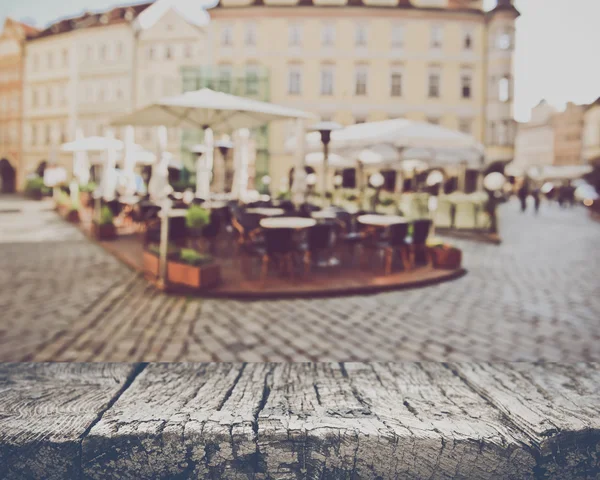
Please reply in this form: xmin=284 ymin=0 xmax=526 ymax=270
xmin=45 ymin=124 xmax=52 ymax=145
xmin=62 ymin=49 xmax=69 ymax=67
xmin=431 ymin=25 xmax=443 ymax=49
xmin=428 ymin=72 xmax=440 ymax=98
xmin=145 ymin=77 xmax=154 ymax=98
xmin=459 ymin=118 xmax=472 ymax=135
xmin=47 ymin=52 xmax=53 ymax=69
xmin=464 ymin=31 xmax=473 ymax=50
xmin=427 ymin=117 xmax=440 ymax=125
xmin=498 ymin=120 xmax=509 ymax=145
xmin=221 ymin=25 xmax=233 ymax=47
xmin=320 ymin=65 xmax=334 ymax=96
xmin=245 ymin=65 xmax=259 ymax=95
xmin=489 ymin=121 xmax=496 ymax=144
xmin=32 ymin=54 xmax=39 ymax=72
xmin=289 ymin=23 xmax=302 ymax=47
xmin=218 ymin=65 xmax=232 ymax=92
xmin=355 ymin=24 xmax=367 ymax=47
xmin=391 ymin=24 xmax=404 ymax=49
xmin=391 ymin=71 xmax=402 ymax=97
xmin=97 ymin=87 xmax=105 ymax=102
xmin=31 ymin=125 xmax=37 ymax=145
xmin=165 ymin=45 xmax=172 ymax=60
xmin=245 ymin=23 xmax=257 ymax=46
xmin=322 ymin=23 xmax=335 ymax=47
xmin=147 ymin=46 xmax=155 ymax=60
xmin=99 ymin=44 xmax=107 ymax=60
xmin=32 ymin=89 xmax=38 ymax=108
xmin=498 ymin=76 xmax=510 ymax=102
xmin=116 ymin=42 xmax=123 ymax=58
xmin=354 ymin=66 xmax=368 ymax=96
xmin=288 ymin=66 xmax=302 ymax=95
xmin=86 ymin=45 xmax=94 ymax=60
xmin=461 ymin=73 xmax=472 ymax=99
xmin=184 ymin=44 xmax=193 ymax=58
xmin=497 ymin=29 xmax=512 ymax=50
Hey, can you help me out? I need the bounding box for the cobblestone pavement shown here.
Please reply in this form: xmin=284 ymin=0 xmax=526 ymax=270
xmin=1 ymin=195 xmax=599 ymax=362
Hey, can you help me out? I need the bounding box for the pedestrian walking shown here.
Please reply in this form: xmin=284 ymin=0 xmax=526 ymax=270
xmin=518 ymin=184 xmax=528 ymax=212
xmin=532 ymin=188 xmax=541 ymax=214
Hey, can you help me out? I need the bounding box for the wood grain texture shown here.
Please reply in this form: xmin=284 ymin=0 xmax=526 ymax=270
xmin=1 ymin=363 xmax=600 ymax=479
xmin=0 ymin=363 xmax=139 ymax=479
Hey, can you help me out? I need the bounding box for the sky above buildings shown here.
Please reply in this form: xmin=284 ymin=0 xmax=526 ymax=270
xmin=1 ymin=0 xmax=599 ymax=122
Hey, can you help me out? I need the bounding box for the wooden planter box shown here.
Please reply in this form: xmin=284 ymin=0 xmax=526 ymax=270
xmin=168 ymin=261 xmax=221 ymax=290
xmin=143 ymin=251 xmax=160 ymax=278
xmin=430 ymin=246 xmax=462 ymax=270
xmin=65 ymin=210 xmax=80 ymax=223
xmin=79 ymin=192 xmax=93 ymax=209
xmin=92 ymin=223 xmax=117 ymax=241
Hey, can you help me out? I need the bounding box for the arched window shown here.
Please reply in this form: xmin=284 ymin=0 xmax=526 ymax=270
xmin=498 ymin=76 xmax=511 ymax=102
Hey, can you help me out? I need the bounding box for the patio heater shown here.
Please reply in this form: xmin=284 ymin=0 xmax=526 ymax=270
xmin=333 ymin=174 xmax=343 ymax=205
xmin=261 ymin=175 xmax=272 ymax=197
xmin=426 ymin=170 xmax=444 ymax=237
xmin=310 ymin=121 xmax=342 ymax=207
xmin=369 ymin=172 xmax=385 ymax=211
xmin=483 ymin=172 xmax=506 ymax=234
xmin=215 ymin=139 xmax=234 ymax=194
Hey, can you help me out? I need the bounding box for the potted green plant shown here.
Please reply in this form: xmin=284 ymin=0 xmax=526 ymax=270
xmin=143 ymin=243 xmax=180 ymax=278
xmin=427 ymin=238 xmax=462 ymax=270
xmin=79 ymin=182 xmax=97 ymax=209
xmin=168 ymin=248 xmax=221 ymax=289
xmin=66 ymin=200 xmax=80 ymax=223
xmin=24 ymin=176 xmax=48 ymax=200
xmin=185 ymin=205 xmax=211 ymax=250
xmin=92 ymin=205 xmax=117 ymax=240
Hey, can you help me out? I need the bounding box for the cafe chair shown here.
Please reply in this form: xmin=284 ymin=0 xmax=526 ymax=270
xmin=261 ymin=228 xmax=296 ymax=284
xmin=384 ymin=223 xmax=411 ymax=275
xmin=410 ymin=219 xmax=433 ymax=268
xmin=304 ymin=223 xmax=336 ymax=275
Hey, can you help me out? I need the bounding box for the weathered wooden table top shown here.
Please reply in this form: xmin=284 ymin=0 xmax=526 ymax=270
xmin=1 ymin=363 xmax=599 ymax=479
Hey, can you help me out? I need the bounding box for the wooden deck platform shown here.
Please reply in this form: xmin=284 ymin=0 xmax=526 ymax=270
xmin=1 ymin=362 xmax=599 ymax=479
xmin=75 ymin=208 xmax=465 ymax=299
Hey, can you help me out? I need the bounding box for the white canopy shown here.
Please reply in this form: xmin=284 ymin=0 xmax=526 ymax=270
xmin=527 ymin=164 xmax=593 ymax=181
xmin=287 ymin=118 xmax=484 ymax=168
xmin=61 ymin=136 xmax=124 ymax=153
xmin=111 ymin=88 xmax=315 ymax=132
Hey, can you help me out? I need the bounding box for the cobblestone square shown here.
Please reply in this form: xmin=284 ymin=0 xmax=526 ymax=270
xmin=0 ymin=195 xmax=599 ymax=362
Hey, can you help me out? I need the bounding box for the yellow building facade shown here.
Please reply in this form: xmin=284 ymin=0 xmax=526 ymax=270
xmin=208 ymin=0 xmax=519 ymax=187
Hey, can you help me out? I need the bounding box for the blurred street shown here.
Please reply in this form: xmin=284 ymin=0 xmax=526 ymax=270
xmin=1 ymin=195 xmax=599 ymax=363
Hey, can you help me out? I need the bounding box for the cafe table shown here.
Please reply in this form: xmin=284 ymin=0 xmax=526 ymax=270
xmin=246 ymin=208 xmax=285 ymax=217
xmin=260 ymin=217 xmax=316 ymax=230
xmin=357 ymin=214 xmax=408 ymax=227
xmin=311 ymin=210 xmax=337 ymax=220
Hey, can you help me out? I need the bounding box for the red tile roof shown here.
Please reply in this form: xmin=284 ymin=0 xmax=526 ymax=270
xmin=32 ymin=2 xmax=153 ymax=40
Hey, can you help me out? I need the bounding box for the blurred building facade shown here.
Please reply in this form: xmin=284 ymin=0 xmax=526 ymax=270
xmin=583 ymin=97 xmax=600 ymax=166
xmin=207 ymin=0 xmax=519 ymax=189
xmin=552 ymin=102 xmax=585 ymax=167
xmin=0 ymin=19 xmax=38 ymax=191
xmin=513 ymin=100 xmax=556 ymax=173
xmin=19 ymin=1 xmax=207 ymax=181
xmin=4 ymin=0 xmax=520 ymax=190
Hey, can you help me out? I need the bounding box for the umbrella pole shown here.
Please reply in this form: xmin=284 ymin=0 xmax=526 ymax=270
xmin=158 ymin=200 xmax=171 ymax=290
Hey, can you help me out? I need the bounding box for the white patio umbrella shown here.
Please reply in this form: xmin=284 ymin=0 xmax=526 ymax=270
xmin=287 ymin=118 xmax=484 ymax=168
xmin=121 ymin=126 xmax=137 ymax=196
xmin=231 ymin=129 xmax=251 ymax=201
xmin=148 ymin=126 xmax=170 ymax=202
xmin=101 ymin=129 xmax=119 ymax=201
xmin=196 ymin=128 xmax=213 ymax=200
xmin=71 ymin=128 xmax=91 ymax=186
xmin=61 ymin=135 xmax=124 ymax=153
xmin=111 ymin=88 xmax=314 ymax=200
xmin=111 ymin=88 xmax=314 ymax=132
